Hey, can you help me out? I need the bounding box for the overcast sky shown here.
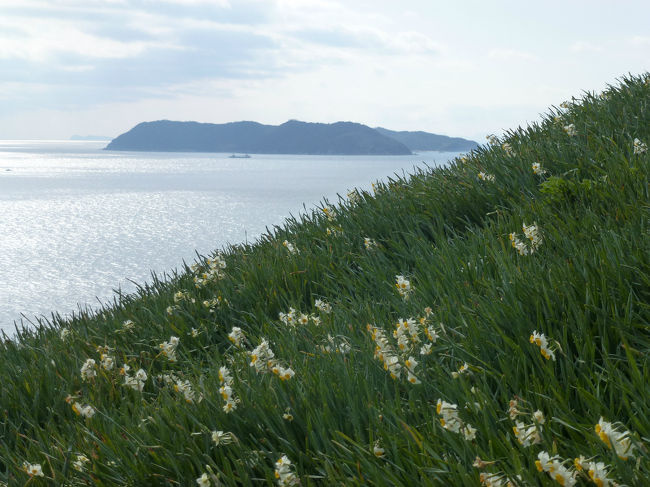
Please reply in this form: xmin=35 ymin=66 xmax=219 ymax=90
xmin=0 ymin=0 xmax=648 ymax=141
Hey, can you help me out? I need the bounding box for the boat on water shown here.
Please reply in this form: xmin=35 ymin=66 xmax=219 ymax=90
xmin=228 ymin=154 xmax=251 ymax=159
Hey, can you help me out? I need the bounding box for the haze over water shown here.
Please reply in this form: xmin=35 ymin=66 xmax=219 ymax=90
xmin=0 ymin=140 xmax=461 ymax=334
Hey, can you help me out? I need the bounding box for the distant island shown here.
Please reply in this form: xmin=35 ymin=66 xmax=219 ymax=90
xmin=105 ymin=120 xmax=478 ymax=155
xmin=374 ymin=127 xmax=478 ymax=152
xmin=70 ymin=135 xmax=113 ymax=141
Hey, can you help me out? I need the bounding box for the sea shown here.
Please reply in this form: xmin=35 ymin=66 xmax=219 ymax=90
xmin=0 ymin=140 xmax=462 ymax=335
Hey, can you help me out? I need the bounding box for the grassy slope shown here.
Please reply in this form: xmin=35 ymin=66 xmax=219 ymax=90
xmin=1 ymin=74 xmax=648 ymax=486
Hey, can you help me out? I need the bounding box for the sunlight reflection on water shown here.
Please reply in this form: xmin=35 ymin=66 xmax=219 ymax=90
xmin=0 ymin=141 xmax=460 ymax=334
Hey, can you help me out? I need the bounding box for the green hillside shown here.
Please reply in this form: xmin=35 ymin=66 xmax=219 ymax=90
xmin=1 ymin=74 xmax=648 ymax=486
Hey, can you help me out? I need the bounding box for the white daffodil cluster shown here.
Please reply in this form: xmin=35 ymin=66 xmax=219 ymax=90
xmin=211 ymin=430 xmax=234 ymax=446
xmin=123 ymin=367 xmax=147 ymax=392
xmin=451 ymin=362 xmax=470 ymax=379
xmin=595 ymin=417 xmax=636 ymax=460
xmin=22 ymin=462 xmax=44 ymax=477
xmin=373 ymin=440 xmax=385 ymax=458
xmin=368 ymin=325 xmax=402 ymax=380
xmin=196 ymin=473 xmax=211 ymax=487
xmin=159 ymin=336 xmax=180 ymax=362
xmin=436 ymin=399 xmax=477 ymax=441
xmin=511 ymin=407 xmax=545 ymax=447
xmin=633 ymin=138 xmax=647 ymax=155
xmin=395 ymin=275 xmax=413 ymax=300
xmin=393 ymin=318 xmax=420 ymax=351
xmin=100 ymin=352 xmax=115 ymax=371
xmin=404 ymin=356 xmax=421 ymax=384
xmin=279 ymin=307 xmax=321 ymax=327
xmin=326 ymin=226 xmax=343 ymax=236
xmin=121 ymin=319 xmax=135 ymax=331
xmin=509 ymin=223 xmax=542 ymax=256
xmin=282 ymin=240 xmax=298 ymax=254
xmin=173 ymin=290 xmax=195 ymax=304
xmin=173 ymin=378 xmax=201 ymax=404
xmin=478 ymin=171 xmax=496 ymax=182
xmin=72 ymin=454 xmax=90 ymax=472
xmin=60 ymin=328 xmax=71 ymax=341
xmin=502 ymin=142 xmax=515 ymax=156
xmin=282 ymin=408 xmax=294 ymax=421
xmin=563 ymin=124 xmax=578 ymax=136
xmin=320 ymin=334 xmax=351 ymax=354
xmin=249 ymin=339 xmax=295 ymax=381
xmin=203 ymin=296 xmax=227 ymax=312
xmin=486 ymin=134 xmax=499 ymax=145
xmin=536 ymin=451 xmax=577 ymax=486
xmin=314 ymin=298 xmax=332 ymax=314
xmin=274 ymin=455 xmax=299 ymax=486
xmin=574 ymin=457 xmax=616 ymax=487
xmin=228 ymin=326 xmax=246 ymax=347
xmin=218 ymin=366 xmax=238 ymax=413
xmin=71 ymin=401 xmax=95 ymax=419
xmin=532 ymin=162 xmax=547 ymax=175
xmin=478 ymin=472 xmax=520 ymax=487
xmin=368 ymin=310 xmax=440 ymax=383
xmin=529 ymin=330 xmax=556 ymax=361
xmin=347 ymin=189 xmax=360 ymax=204
xmin=321 ymin=205 xmax=337 ymax=221
xmin=364 ymin=237 xmax=378 ymax=250
xmin=80 ymin=358 xmax=97 ymax=381
xmin=192 ymin=254 xmax=226 ymax=288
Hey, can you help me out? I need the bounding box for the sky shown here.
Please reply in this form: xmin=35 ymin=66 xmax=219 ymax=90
xmin=0 ymin=0 xmax=648 ymax=142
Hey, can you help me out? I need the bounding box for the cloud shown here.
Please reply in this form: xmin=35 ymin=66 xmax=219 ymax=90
xmin=289 ymin=25 xmax=441 ymax=56
xmin=570 ymin=41 xmax=603 ymax=53
xmin=487 ymin=48 xmax=537 ymax=62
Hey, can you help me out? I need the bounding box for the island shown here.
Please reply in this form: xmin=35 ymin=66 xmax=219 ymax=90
xmin=374 ymin=127 xmax=478 ymax=152
xmin=105 ymin=120 xmax=480 ymax=155
xmin=105 ymin=120 xmax=412 ymax=155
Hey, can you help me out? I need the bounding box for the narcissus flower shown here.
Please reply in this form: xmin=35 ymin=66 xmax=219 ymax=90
xmin=71 ymin=401 xmax=96 ymax=418
xmin=436 ymin=399 xmax=476 ymax=440
xmin=22 ymin=462 xmax=44 ymax=477
xmin=373 ymin=440 xmax=385 ymax=457
xmin=395 ymin=275 xmax=413 ymax=299
xmin=73 ymin=455 xmax=90 ymax=472
xmin=532 ymin=162 xmax=547 ymax=175
xmin=364 ymin=237 xmax=377 ymax=250
xmin=536 ymin=451 xmax=576 ymax=486
xmin=314 ymin=298 xmax=332 ymax=313
xmin=282 ymin=240 xmax=298 ymax=254
xmin=586 ymin=460 xmax=614 ymax=487
xmin=595 ymin=417 xmax=636 ymax=459
xmin=80 ymin=358 xmax=96 ymax=381
xmin=633 ymin=138 xmax=647 ymax=155
xmin=211 ymin=430 xmax=234 ymax=446
xmin=529 ymin=330 xmax=556 ymax=361
xmin=196 ymin=473 xmax=211 ymax=487
xmin=563 ymin=124 xmax=577 ymax=136
xmin=159 ymin=336 xmax=179 ymax=362
xmin=274 ymin=455 xmax=299 ymax=486
xmin=478 ymin=171 xmax=495 ymax=182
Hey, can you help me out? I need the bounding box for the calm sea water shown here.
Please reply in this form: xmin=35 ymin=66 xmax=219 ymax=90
xmin=0 ymin=140 xmax=460 ymax=333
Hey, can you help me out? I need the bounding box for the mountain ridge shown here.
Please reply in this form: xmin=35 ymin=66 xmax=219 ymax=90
xmin=105 ymin=120 xmax=479 ymax=155
xmin=105 ymin=120 xmax=412 ymax=155
xmin=374 ymin=126 xmax=478 ymax=152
